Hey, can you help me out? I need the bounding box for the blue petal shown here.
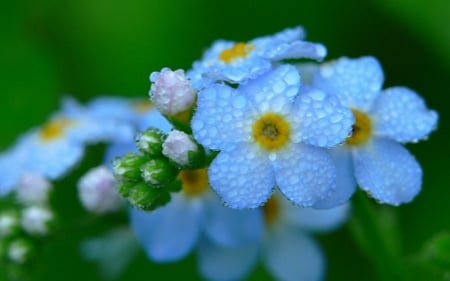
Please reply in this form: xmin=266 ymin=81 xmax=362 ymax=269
xmin=192 ymin=84 xmax=251 ymax=150
xmin=130 ymin=195 xmax=202 ymax=261
xmin=197 ymin=238 xmax=259 ymax=281
xmin=242 ymin=64 xmax=300 ymax=114
xmin=312 ymin=146 xmax=356 ymax=209
xmin=263 ymin=228 xmax=324 ymax=281
xmin=203 ymin=193 xmax=263 ymax=247
xmin=290 ymin=88 xmax=354 ymax=148
xmin=371 ymin=87 xmax=438 ymax=143
xmin=313 ymin=56 xmax=384 ymax=112
xmin=354 ymin=138 xmax=422 ymax=205
xmin=274 ymin=144 xmax=336 ymax=207
xmin=284 ymin=202 xmax=350 ymax=233
xmin=208 ymin=143 xmax=275 ymax=209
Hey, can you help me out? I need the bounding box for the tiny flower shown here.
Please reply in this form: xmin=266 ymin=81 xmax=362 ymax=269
xmin=198 ymin=192 xmax=350 ymax=281
xmin=189 ymin=26 xmax=327 ymax=88
xmin=21 ymin=206 xmax=53 ymax=235
xmin=191 ymin=65 xmax=354 ymax=209
xmin=7 ymin=238 xmax=35 ymax=264
xmin=312 ymin=56 xmax=438 ymax=206
xmin=131 ymin=168 xmax=263 ymax=262
xmin=150 ymin=68 xmax=197 ymax=116
xmin=0 ymin=211 xmax=20 ymax=238
xmin=77 ymin=166 xmax=123 ymax=214
xmin=16 ymin=172 xmax=52 ymax=206
xmin=162 ymin=130 xmax=199 ymax=167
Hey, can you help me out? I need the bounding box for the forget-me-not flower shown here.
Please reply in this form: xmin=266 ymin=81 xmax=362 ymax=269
xmin=192 ymin=65 xmax=354 ymax=209
xmin=198 ymin=192 xmax=349 ymax=281
xmin=312 ymin=56 xmax=438 ymax=206
xmin=189 ymin=26 xmax=327 ymax=88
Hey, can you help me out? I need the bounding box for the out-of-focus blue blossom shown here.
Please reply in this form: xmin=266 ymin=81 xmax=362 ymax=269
xmin=198 ymin=192 xmax=350 ymax=281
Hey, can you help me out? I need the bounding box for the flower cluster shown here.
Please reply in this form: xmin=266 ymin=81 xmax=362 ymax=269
xmin=0 ymin=26 xmax=439 ymax=281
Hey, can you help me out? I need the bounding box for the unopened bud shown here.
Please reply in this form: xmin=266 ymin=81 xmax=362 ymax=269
xmin=150 ymin=68 xmax=196 ymax=116
xmin=21 ymin=206 xmax=53 ymax=236
xmin=127 ymin=182 xmax=171 ymax=211
xmin=162 ymin=130 xmax=201 ymax=167
xmin=16 ymin=172 xmax=52 ymax=205
xmin=141 ymin=159 xmax=178 ymax=186
xmin=136 ymin=128 xmax=166 ymax=157
xmin=77 ymin=166 xmax=123 ymax=214
xmin=113 ymin=153 xmax=148 ymax=182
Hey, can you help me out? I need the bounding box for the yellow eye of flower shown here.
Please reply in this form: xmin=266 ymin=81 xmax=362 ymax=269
xmin=252 ymin=113 xmax=291 ymax=151
xmin=263 ymin=196 xmax=280 ymax=225
xmin=219 ymin=42 xmax=255 ymax=64
xmin=346 ymin=109 xmax=372 ymax=146
xmin=179 ymin=168 xmax=209 ymax=196
xmin=39 ymin=118 xmax=72 ymax=141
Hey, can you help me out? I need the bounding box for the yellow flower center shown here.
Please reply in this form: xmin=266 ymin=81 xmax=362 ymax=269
xmin=262 ymin=196 xmax=281 ymax=225
xmin=39 ymin=118 xmax=72 ymax=141
xmin=179 ymin=168 xmax=209 ymax=196
xmin=252 ymin=113 xmax=291 ymax=151
xmin=133 ymin=100 xmax=154 ymax=114
xmin=219 ymin=42 xmax=255 ymax=64
xmin=346 ymin=109 xmax=372 ymax=146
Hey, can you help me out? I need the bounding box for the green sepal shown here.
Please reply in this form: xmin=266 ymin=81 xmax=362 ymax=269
xmin=141 ymin=158 xmax=179 ymax=186
xmin=135 ymin=128 xmax=166 ymax=157
xmin=112 ymin=152 xmax=148 ymax=183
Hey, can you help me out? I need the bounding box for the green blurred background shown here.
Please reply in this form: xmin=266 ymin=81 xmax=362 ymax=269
xmin=1 ymin=0 xmax=449 ymax=280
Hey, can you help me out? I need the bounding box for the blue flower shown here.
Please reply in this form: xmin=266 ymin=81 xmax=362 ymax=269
xmin=198 ymin=192 xmax=350 ymax=281
xmin=312 ymin=56 xmax=438 ymax=206
xmin=191 ymin=65 xmax=354 ymax=209
xmin=130 ymin=168 xmax=263 ymax=262
xmin=188 ymin=26 xmax=327 ymax=88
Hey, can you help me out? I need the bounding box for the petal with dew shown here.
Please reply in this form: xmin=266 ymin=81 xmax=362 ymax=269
xmin=354 ymin=138 xmax=422 ymax=205
xmin=242 ymin=64 xmax=300 ymax=115
xmin=208 ymin=143 xmax=275 ymax=209
xmin=274 ymin=144 xmax=336 ymax=207
xmin=192 ymin=84 xmax=251 ymax=150
xmin=312 ymin=146 xmax=356 ymax=209
xmin=371 ymin=87 xmax=438 ymax=143
xmin=290 ymin=89 xmax=354 ymax=148
xmin=313 ymin=56 xmax=384 ymax=112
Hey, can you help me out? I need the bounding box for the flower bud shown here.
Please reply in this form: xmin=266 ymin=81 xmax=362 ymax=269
xmin=77 ymin=166 xmax=123 ymax=214
xmin=127 ymin=182 xmax=171 ymax=211
xmin=112 ymin=153 xmax=148 ymax=182
xmin=150 ymin=68 xmax=196 ymax=116
xmin=16 ymin=172 xmax=52 ymax=205
xmin=162 ymin=130 xmax=199 ymax=167
xmin=21 ymin=206 xmax=53 ymax=236
xmin=141 ymin=159 xmax=178 ymax=186
xmin=136 ymin=128 xmax=166 ymax=157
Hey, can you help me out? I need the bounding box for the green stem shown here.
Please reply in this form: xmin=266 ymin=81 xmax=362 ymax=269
xmin=349 ymin=191 xmax=405 ymax=281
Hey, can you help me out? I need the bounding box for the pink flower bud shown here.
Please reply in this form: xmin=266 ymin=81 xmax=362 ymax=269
xmin=150 ymin=68 xmax=196 ymax=115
